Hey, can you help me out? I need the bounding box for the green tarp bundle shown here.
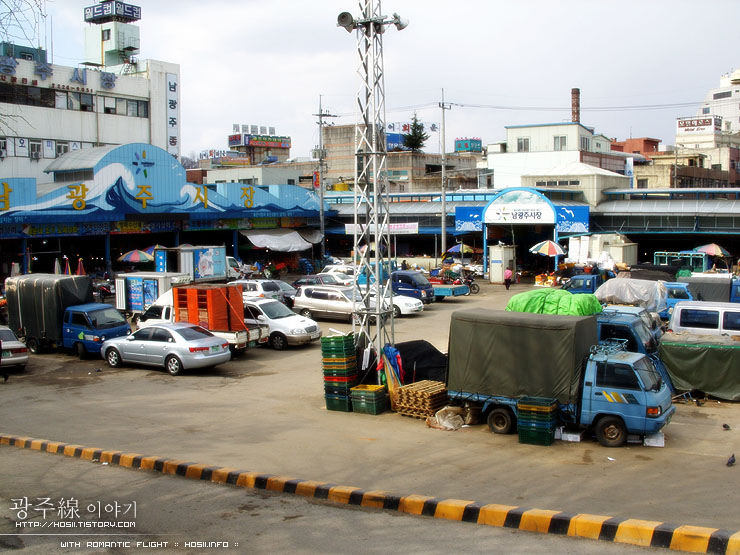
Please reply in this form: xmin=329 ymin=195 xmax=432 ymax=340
xmin=505 ymin=288 xmax=603 ymax=316
xmin=659 ymin=332 xmax=740 ymax=401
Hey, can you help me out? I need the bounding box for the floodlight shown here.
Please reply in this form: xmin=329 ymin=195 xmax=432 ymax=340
xmin=337 ymin=12 xmax=355 ymax=32
xmin=392 ymin=13 xmax=409 ymax=31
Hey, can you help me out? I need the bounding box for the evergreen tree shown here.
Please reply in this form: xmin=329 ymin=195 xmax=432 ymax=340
xmin=402 ymin=113 xmax=429 ymax=152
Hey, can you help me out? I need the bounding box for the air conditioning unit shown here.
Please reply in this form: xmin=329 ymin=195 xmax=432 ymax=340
xmin=31 ymin=151 xmax=41 ymax=160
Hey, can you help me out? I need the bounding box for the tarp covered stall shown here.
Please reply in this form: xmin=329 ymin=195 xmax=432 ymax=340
xmin=677 ymin=275 xmax=732 ymax=302
xmin=595 ymin=278 xmax=667 ymax=314
xmin=395 ymin=340 xmax=447 ymax=383
xmin=447 ymin=309 xmax=597 ymax=404
xmin=659 ymin=332 xmax=740 ymax=401
xmin=240 ymin=229 xmax=322 ymax=252
xmin=506 ymin=289 xmax=603 ymax=316
xmin=5 ymin=274 xmax=93 ymax=343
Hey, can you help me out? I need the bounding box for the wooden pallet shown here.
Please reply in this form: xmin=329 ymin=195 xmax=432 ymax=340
xmin=394 ymin=380 xmax=448 ymax=416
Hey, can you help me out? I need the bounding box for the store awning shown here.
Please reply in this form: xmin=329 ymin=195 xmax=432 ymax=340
xmin=240 ymin=229 xmax=322 ymax=252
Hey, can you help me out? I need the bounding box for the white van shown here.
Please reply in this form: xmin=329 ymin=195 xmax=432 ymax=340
xmin=668 ymin=301 xmax=740 ymax=336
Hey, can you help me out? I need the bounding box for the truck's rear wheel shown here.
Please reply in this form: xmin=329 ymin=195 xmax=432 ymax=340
xmin=487 ymin=407 xmax=515 ymax=434
xmin=595 ymin=416 xmax=627 ymax=447
xmin=26 ymin=338 xmax=41 ymax=354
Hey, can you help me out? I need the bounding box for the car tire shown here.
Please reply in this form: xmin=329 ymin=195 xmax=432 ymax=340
xmin=106 ymin=348 xmax=122 ymax=368
xmin=392 ymin=305 xmax=402 ymax=318
xmin=75 ymin=342 xmax=87 ymax=360
xmin=595 ymin=416 xmax=627 ymax=447
xmin=270 ymin=332 xmax=288 ymax=350
xmin=26 ymin=338 xmax=41 ymax=354
xmin=487 ymin=407 xmax=516 ymax=434
xmin=299 ymin=309 xmax=312 ymax=319
xmin=165 ymin=355 xmax=183 ymax=376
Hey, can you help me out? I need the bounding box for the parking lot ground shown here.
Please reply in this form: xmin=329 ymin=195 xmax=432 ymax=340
xmin=2 ymin=281 xmax=740 ymax=537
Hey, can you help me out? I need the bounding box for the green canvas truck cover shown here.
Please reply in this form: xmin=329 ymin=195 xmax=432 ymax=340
xmin=659 ymin=332 xmax=740 ymax=401
xmin=447 ymin=309 xmax=598 ymax=404
xmin=5 ymin=274 xmax=93 ymax=343
xmin=505 ymin=288 xmax=602 ymax=316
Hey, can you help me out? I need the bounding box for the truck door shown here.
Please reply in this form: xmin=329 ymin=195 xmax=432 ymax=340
xmin=145 ymin=327 xmax=175 ymax=366
xmin=64 ymin=311 xmax=93 ymax=349
xmin=392 ymin=274 xmax=417 ymax=299
xmin=590 ymin=361 xmax=647 ymax=434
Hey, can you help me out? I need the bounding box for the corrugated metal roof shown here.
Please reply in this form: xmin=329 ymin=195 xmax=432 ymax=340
xmin=43 ymin=145 xmax=119 ymax=173
xmin=595 ymin=198 xmax=740 ymax=215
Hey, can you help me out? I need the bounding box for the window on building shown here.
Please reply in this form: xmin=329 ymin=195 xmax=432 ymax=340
xmin=138 ymin=100 xmax=148 ymax=118
xmin=56 ymin=142 xmax=69 ymax=157
xmin=116 ymin=98 xmax=126 ymax=115
xmin=287 ymin=179 xmax=295 ymax=185
xmin=702 ymin=107 xmax=710 ymax=114
xmin=29 ymin=140 xmax=41 ymax=158
xmin=580 ymin=136 xmax=590 ymax=151
xmin=637 ymin=178 xmax=648 ymax=189
xmin=517 ymin=137 xmax=530 ymax=152
xmin=68 ymin=92 xmax=81 ymax=111
xmin=554 ymin=136 xmax=567 ymax=151
xmin=127 ymin=99 xmax=139 ymax=117
xmin=0 ymin=138 xmax=6 ymax=156
xmin=80 ymin=93 xmax=94 ymax=112
xmin=569 ymin=180 xmax=580 ymax=185
xmin=713 ymin=91 xmax=731 ymax=100
xmin=102 ymin=29 xmax=111 ymax=41
xmin=20 ymin=52 xmax=33 ymax=61
xmin=103 ymin=96 xmax=116 ymax=114
xmin=55 ymin=91 xmax=68 ymax=109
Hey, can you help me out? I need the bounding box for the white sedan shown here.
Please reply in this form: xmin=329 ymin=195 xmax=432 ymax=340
xmin=365 ymin=290 xmax=424 ymax=318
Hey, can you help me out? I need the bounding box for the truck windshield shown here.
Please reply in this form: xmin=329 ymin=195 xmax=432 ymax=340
xmin=410 ymin=274 xmax=431 ymax=287
xmin=88 ymin=307 xmax=127 ymax=329
xmin=633 ymin=357 xmax=661 ymax=391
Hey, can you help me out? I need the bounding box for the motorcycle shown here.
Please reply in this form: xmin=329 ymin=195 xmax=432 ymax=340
xmin=453 ymin=272 xmax=480 ymax=295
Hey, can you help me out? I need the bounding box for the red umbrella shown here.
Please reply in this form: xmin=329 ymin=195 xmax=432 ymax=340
xmin=76 ymin=258 xmax=86 ymax=275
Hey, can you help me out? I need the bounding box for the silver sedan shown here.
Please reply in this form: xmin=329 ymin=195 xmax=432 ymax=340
xmin=0 ymin=326 xmax=28 ymax=370
xmin=101 ymin=323 xmax=231 ymax=376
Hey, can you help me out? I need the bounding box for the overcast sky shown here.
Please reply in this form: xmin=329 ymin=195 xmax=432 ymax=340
xmin=41 ymin=0 xmax=740 ymax=159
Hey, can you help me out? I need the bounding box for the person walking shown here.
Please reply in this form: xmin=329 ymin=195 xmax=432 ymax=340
xmin=504 ymin=266 xmax=513 ymax=290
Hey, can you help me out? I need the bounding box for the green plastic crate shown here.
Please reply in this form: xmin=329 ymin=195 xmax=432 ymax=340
xmin=325 ymin=394 xmax=353 ymax=412
xmin=518 ymin=427 xmax=555 ymax=446
xmin=351 ymin=396 xmax=386 ymax=415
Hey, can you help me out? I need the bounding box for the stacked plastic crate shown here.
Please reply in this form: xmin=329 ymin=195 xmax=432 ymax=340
xmin=322 ymin=334 xmax=358 ymax=412
xmin=516 ymin=397 xmax=558 ymax=446
xmin=350 ymin=384 xmax=387 ymax=415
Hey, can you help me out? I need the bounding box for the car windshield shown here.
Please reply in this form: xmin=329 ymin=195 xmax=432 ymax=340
xmin=633 ymin=356 xmax=661 ymax=391
xmin=89 ymin=307 xmax=127 ymax=329
xmin=410 ymin=273 xmax=431 ymax=286
xmin=0 ymin=329 xmax=18 ymax=342
xmin=261 ymin=281 xmax=280 ymax=292
xmin=175 ymin=326 xmax=214 ymax=340
xmin=260 ymin=301 xmax=295 ymax=319
xmin=276 ymin=281 xmax=296 ymax=293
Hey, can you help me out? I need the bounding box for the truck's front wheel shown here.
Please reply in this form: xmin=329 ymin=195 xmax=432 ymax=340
xmin=487 ymin=407 xmax=515 ymax=434
xmin=75 ymin=342 xmax=87 ymax=360
xmin=595 ymin=416 xmax=627 ymax=447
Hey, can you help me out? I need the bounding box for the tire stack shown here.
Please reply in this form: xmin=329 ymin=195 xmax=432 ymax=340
xmin=516 ymin=397 xmax=558 ymax=446
xmin=322 ymin=334 xmax=358 ymax=412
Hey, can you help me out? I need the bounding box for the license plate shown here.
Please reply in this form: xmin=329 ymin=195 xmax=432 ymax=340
xmin=210 ymin=345 xmax=220 ymax=353
xmin=310 ymin=331 xmax=320 ymax=339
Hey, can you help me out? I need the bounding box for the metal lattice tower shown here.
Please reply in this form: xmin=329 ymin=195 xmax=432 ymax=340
xmin=337 ymin=1 xmax=408 ymax=366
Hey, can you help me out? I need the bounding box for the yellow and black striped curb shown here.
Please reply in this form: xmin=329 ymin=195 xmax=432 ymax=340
xmin=3 ymin=434 xmax=739 ymax=554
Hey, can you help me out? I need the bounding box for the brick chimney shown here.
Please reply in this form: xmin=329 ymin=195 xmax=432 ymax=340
xmin=571 ymin=88 xmax=580 ymax=123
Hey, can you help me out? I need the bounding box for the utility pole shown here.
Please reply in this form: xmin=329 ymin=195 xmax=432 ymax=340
xmin=440 ymin=89 xmax=451 ymax=255
xmin=313 ymin=95 xmax=337 ymax=259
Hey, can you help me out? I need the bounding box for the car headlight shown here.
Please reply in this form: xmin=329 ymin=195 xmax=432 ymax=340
xmin=290 ymin=328 xmax=306 ymax=335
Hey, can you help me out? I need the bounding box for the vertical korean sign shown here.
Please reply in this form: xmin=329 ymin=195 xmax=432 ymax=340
xmin=166 ymin=73 xmax=180 ymax=158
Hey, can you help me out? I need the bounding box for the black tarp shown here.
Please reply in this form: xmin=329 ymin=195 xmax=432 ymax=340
xmin=5 ymin=274 xmax=93 ymax=342
xmin=447 ymin=309 xmax=597 ymax=404
xmin=677 ymin=275 xmax=731 ymax=302
xmin=395 ymin=340 xmax=447 ymax=383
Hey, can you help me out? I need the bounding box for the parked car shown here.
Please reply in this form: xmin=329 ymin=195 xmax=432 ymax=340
xmin=231 ymin=279 xmax=284 ymax=302
xmin=317 ymin=272 xmax=354 ymax=286
xmin=101 ymin=322 xmax=231 ymax=376
xmin=293 ymin=285 xmax=360 ymax=321
xmin=292 ymin=274 xmax=347 ymax=288
xmin=273 ymin=280 xmax=298 ymax=307
xmin=244 ymin=298 xmax=321 ymax=350
xmin=361 ymin=288 xmax=424 ymax=317
xmin=0 ymin=325 xmax=28 ymax=370
xmin=321 ymin=264 xmax=356 ymax=277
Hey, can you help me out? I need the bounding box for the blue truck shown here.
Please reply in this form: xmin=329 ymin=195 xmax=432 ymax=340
xmin=5 ymin=274 xmax=131 ymax=359
xmin=389 ymin=270 xmax=437 ymax=304
xmin=446 ymin=310 xmax=674 ymax=447
xmin=561 ymin=274 xmax=604 ymax=295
